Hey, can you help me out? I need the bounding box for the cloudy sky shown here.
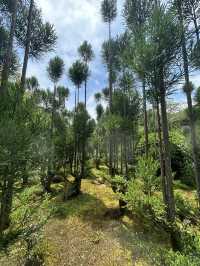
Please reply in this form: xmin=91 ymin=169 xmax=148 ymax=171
xmin=25 ymin=0 xmax=200 ymax=117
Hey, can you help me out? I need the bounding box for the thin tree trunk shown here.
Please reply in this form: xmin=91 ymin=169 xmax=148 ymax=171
xmin=46 ymin=83 xmax=57 ymax=192
xmin=108 ymin=21 xmax=114 ymax=176
xmin=159 ymin=74 xmax=175 ymax=222
xmin=124 ymin=135 xmax=128 ymax=178
xmin=80 ymin=140 xmax=85 ymax=180
xmin=77 ymin=86 xmax=79 ymax=104
xmin=0 ymin=173 xmax=14 ymax=233
xmin=179 ymin=3 xmax=200 ymax=205
xmin=192 ymin=8 xmax=199 ymax=42
xmin=1 ymin=0 xmax=18 ymax=91
xmin=120 ymin=136 xmax=123 ymax=174
xmin=142 ymin=79 xmax=149 ymax=157
xmin=21 ymin=0 xmax=34 ymax=89
xmin=75 ymin=89 xmax=77 ymax=111
xmin=108 ymin=21 xmax=113 ymax=112
xmin=84 ymin=79 xmax=87 ymax=108
xmin=155 ymin=98 xmax=167 ymax=205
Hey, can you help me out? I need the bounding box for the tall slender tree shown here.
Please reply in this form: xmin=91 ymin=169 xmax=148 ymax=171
xmin=174 ymin=0 xmax=200 ymax=206
xmin=78 ymin=41 xmax=94 ymax=108
xmin=69 ymin=60 xmax=88 ymax=180
xmin=101 ymin=0 xmax=117 ymax=111
xmin=69 ymin=60 xmax=88 ymax=108
xmin=101 ymin=0 xmax=117 ymax=176
xmin=46 ymin=56 xmax=64 ymax=192
xmin=123 ymin=0 xmax=154 ymax=157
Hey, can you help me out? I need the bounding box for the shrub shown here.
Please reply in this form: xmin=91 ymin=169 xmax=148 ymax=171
xmin=136 ymin=156 xmax=159 ymax=197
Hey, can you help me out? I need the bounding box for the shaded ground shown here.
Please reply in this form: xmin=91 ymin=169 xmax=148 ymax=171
xmin=44 ymin=171 xmax=170 ymax=266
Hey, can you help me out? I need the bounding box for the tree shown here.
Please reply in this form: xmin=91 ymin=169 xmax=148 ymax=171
xmin=0 ymin=83 xmax=44 ymax=233
xmin=16 ymin=2 xmax=57 ymax=89
xmin=126 ymin=5 xmax=182 ymax=222
xmin=101 ymin=0 xmax=117 ymax=111
xmin=46 ymin=56 xmax=65 ymax=192
xmin=0 ymin=0 xmax=18 ymax=91
xmin=174 ymin=0 xmax=200 ymax=206
xmin=123 ymin=0 xmax=154 ymax=157
xmin=78 ymin=41 xmax=94 ymax=107
xmin=26 ymin=76 xmax=39 ymax=91
xmin=0 ymin=26 xmax=19 ymax=78
xmin=182 ymin=0 xmax=200 ymax=42
xmin=101 ymin=0 xmax=117 ymax=176
xmin=69 ymin=60 xmax=88 ymax=108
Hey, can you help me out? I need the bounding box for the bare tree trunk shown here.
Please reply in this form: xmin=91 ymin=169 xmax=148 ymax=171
xmin=155 ymin=98 xmax=167 ymax=205
xmin=142 ymin=79 xmax=149 ymax=157
xmin=159 ymin=74 xmax=175 ymax=222
xmin=124 ymin=135 xmax=128 ymax=178
xmin=84 ymin=79 xmax=87 ymax=108
xmin=46 ymin=83 xmax=57 ymax=192
xmin=192 ymin=8 xmax=199 ymax=42
xmin=21 ymin=0 xmax=34 ymax=89
xmin=75 ymin=89 xmax=77 ymax=111
xmin=1 ymin=0 xmax=18 ymax=91
xmin=108 ymin=21 xmax=114 ymax=176
xmin=0 ymin=174 xmax=14 ymax=233
xmin=77 ymin=86 xmax=80 ymax=104
xmin=120 ymin=136 xmax=123 ymax=174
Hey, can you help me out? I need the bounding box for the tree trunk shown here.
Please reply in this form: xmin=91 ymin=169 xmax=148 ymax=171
xmin=124 ymin=135 xmax=128 ymax=178
xmin=75 ymin=89 xmax=77 ymax=111
xmin=179 ymin=3 xmax=200 ymax=205
xmin=108 ymin=21 xmax=114 ymax=177
xmin=142 ymin=79 xmax=149 ymax=157
xmin=0 ymin=174 xmax=14 ymax=233
xmin=159 ymin=74 xmax=175 ymax=222
xmin=80 ymin=140 xmax=86 ymax=180
xmin=84 ymin=78 xmax=87 ymax=108
xmin=46 ymin=83 xmax=57 ymax=192
xmin=192 ymin=8 xmax=199 ymax=42
xmin=155 ymin=98 xmax=167 ymax=205
xmin=1 ymin=0 xmax=18 ymax=91
xmin=21 ymin=0 xmax=34 ymax=89
xmin=77 ymin=86 xmax=80 ymax=105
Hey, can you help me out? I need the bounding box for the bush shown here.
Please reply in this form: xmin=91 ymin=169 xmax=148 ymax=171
xmin=136 ymin=156 xmax=159 ymax=197
xmin=170 ymin=143 xmax=194 ymax=187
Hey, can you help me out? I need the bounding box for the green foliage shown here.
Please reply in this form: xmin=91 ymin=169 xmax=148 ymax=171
xmin=69 ymin=60 xmax=89 ymax=88
xmin=101 ymin=0 xmax=117 ymax=23
xmin=73 ymin=103 xmax=94 ymax=143
xmin=136 ymin=156 xmax=159 ymax=196
xmin=175 ymin=192 xmax=198 ymax=222
xmin=15 ymin=2 xmax=57 ymax=59
xmin=123 ymin=0 xmax=154 ymax=32
xmin=26 ymin=76 xmax=39 ymax=91
xmin=195 ymin=86 xmax=200 ymax=105
xmin=78 ymin=40 xmax=94 ymax=63
xmin=47 ymin=56 xmax=64 ymax=83
xmin=0 ymin=26 xmax=19 ymax=77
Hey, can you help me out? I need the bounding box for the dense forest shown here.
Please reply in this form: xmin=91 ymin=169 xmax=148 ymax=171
xmin=0 ymin=0 xmax=200 ymax=265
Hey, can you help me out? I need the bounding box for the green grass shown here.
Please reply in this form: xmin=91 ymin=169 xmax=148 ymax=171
xmin=1 ymin=167 xmax=199 ymax=266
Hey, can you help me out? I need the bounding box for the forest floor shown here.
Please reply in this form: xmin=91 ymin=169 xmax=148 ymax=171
xmin=1 ymin=167 xmax=196 ymax=266
xmin=43 ymin=167 xmax=171 ymax=266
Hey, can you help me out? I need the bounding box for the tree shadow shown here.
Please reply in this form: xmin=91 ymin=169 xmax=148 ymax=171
xmin=50 ymin=191 xmax=110 ymax=222
xmin=113 ymin=212 xmax=171 ymax=264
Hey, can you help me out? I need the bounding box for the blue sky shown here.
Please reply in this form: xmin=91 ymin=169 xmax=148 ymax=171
xmin=25 ymin=0 xmax=200 ymax=117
